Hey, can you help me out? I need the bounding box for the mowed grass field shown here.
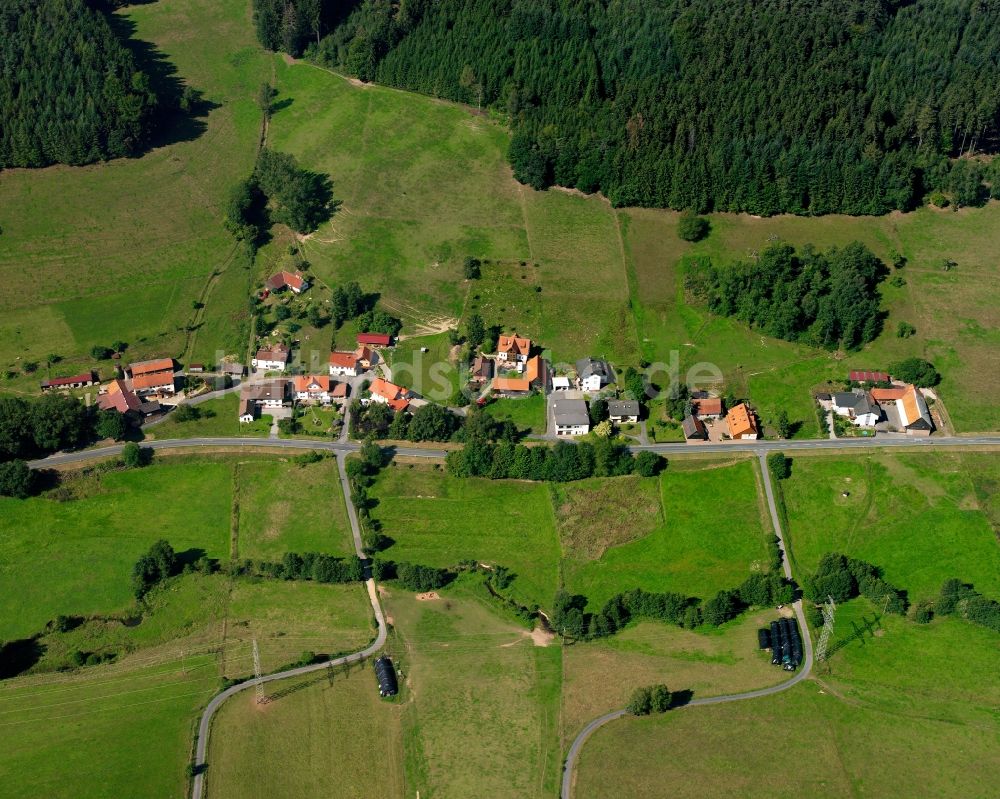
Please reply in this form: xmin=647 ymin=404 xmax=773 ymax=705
xmin=574 ymin=679 xmax=998 ymax=799
xmin=779 ymin=451 xmax=1000 ymax=600
xmin=369 ymin=462 xmax=561 ymax=609
xmin=206 ymin=666 xmax=405 ymax=799
xmin=562 ymin=459 xmax=774 ymax=608
xmin=0 ymin=0 xmax=266 ymax=388
xmin=385 ymin=581 xmax=563 ymax=799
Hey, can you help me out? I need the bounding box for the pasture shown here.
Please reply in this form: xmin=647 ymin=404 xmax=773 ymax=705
xmin=779 ymin=451 xmax=1000 ymax=600
xmin=562 ymin=459 xmax=774 ymax=609
xmin=206 ymin=666 xmax=404 ymax=799
xmin=149 ymin=394 xmax=271 ymax=439
xmin=369 ymin=462 xmax=561 ymax=610
xmin=483 ymin=392 xmax=548 ymax=434
xmin=385 ymin=580 xmax=563 ymax=799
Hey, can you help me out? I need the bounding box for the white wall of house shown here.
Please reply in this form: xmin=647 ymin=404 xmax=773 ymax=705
xmin=610 ymin=414 xmax=638 ymax=424
xmin=555 ymin=423 xmax=589 ymax=436
xmin=253 ymin=358 xmax=287 ymax=371
xmin=328 ymin=364 xmax=358 ymax=377
xmin=296 ymin=390 xmax=331 ymax=404
xmin=580 ymin=374 xmax=602 ymax=392
xmin=239 ymin=413 xmax=255 ymax=423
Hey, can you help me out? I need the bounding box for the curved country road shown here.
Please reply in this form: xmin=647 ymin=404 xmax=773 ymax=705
xmin=560 ymin=452 xmax=815 ymax=799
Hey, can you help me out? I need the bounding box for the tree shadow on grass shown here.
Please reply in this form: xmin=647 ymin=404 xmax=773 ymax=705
xmin=0 ymin=637 xmax=45 ymax=679
xmin=105 ymin=14 xmax=220 ymax=153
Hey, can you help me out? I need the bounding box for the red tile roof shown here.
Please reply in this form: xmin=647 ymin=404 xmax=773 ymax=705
xmin=492 ymin=356 xmax=541 ymax=393
xmin=497 ymin=334 xmax=531 ymax=358
xmin=294 ymin=375 xmax=332 ymax=392
xmin=328 ymin=351 xmax=359 ymax=369
xmin=691 ymin=397 xmax=723 ymax=416
xmin=98 ymin=380 xmax=143 ymax=413
xmin=725 ymin=402 xmax=758 ymax=438
xmin=265 ymin=271 xmax=306 ymax=291
xmin=130 ymin=358 xmax=174 ymax=376
xmin=132 ymin=372 xmax=174 ymax=390
xmin=850 ymin=370 xmax=890 ymax=383
xmin=369 ymin=377 xmax=404 ymax=402
xmin=331 ymin=382 xmax=349 ymax=398
xmin=357 ymin=332 xmax=391 ymax=346
xmin=255 ymin=343 xmax=290 ymax=363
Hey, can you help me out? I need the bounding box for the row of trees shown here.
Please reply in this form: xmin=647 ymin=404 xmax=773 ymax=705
xmin=446 ymin=438 xmax=663 ymax=482
xmin=685 ymin=242 xmax=887 ymax=350
xmin=372 ymin=559 xmax=453 ymax=592
xmin=936 ymin=579 xmax=1000 ymax=633
xmin=801 ymin=553 xmax=908 ymax=614
xmin=551 ymin=570 xmax=795 ymax=641
xmin=305 ymin=0 xmax=1000 ymax=215
xmin=230 ymin=551 xmax=365 ymax=583
xmin=0 ymin=0 xmax=159 ymax=168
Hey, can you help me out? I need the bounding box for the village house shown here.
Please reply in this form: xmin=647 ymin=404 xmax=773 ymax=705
xmin=690 ymin=394 xmax=723 ymax=418
xmin=293 ymin=375 xmax=341 ymax=404
xmin=239 ymin=380 xmax=291 ymax=422
xmin=552 ymin=398 xmax=590 ymax=437
xmin=832 ymin=390 xmax=881 ymax=427
xmin=871 ymin=385 xmax=933 ymax=436
xmin=496 ymin=333 xmax=531 ymax=368
xmin=265 ymin=270 xmax=309 ymax=294
xmin=131 ymin=370 xmax=176 ymax=396
xmin=492 ymin=355 xmax=544 ymax=396
xmin=252 ymin=343 xmax=290 ymax=372
xmin=328 ymin=351 xmax=360 ymax=377
xmin=607 ymin=399 xmax=640 ymax=424
xmin=469 ymin=355 xmax=494 ymax=385
xmin=725 ymin=402 xmax=759 ymax=439
xmin=357 ymin=332 xmax=392 ymax=348
xmin=40 ymin=371 xmax=96 ymax=392
xmin=367 ymin=377 xmax=410 ymax=412
xmin=682 ymin=414 xmax=708 ymax=441
xmin=576 ymin=358 xmax=614 ymax=392
xmin=98 ymin=379 xmax=161 ymax=420
xmin=354 ymin=345 xmax=375 ymax=369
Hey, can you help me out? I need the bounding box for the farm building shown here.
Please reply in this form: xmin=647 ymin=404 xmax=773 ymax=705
xmin=690 ymin=395 xmax=723 ymax=418
xmin=129 ymin=358 xmax=174 ymax=377
xmin=357 ymin=332 xmax=392 ymax=347
xmin=131 ymin=371 xmax=176 ymax=396
xmin=849 ymin=370 xmax=890 ymax=384
xmin=871 ymin=385 xmax=933 ymax=436
xmin=374 ymin=656 xmax=398 ymax=697
xmin=41 ymin=371 xmax=96 ymax=392
xmin=682 ymin=414 xmax=707 ymax=441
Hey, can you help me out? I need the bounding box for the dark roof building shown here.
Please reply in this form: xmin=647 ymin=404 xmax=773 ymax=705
xmin=607 ymin=399 xmax=640 ymax=420
xmin=575 ymin=358 xmax=614 ymax=387
xmin=682 ymin=414 xmax=707 ymax=440
xmin=374 ymin=656 xmax=398 ymax=697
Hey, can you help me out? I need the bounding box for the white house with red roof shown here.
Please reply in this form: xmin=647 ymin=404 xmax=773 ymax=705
xmin=252 ymin=343 xmax=291 ymax=372
xmin=328 ymin=351 xmax=360 ymax=377
xmin=496 ymin=333 xmax=531 ymax=368
xmin=293 ymin=375 xmax=341 ymax=404
xmin=367 ymin=377 xmax=410 ymax=412
xmin=265 ymin=271 xmax=308 ymax=294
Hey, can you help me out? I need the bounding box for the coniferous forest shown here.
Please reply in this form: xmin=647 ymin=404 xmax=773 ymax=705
xmin=262 ymin=0 xmax=1000 ymax=215
xmin=0 ymin=0 xmax=158 ymax=168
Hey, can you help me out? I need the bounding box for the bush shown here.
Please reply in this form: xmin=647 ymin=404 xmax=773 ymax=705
xmin=912 ymin=601 xmax=934 ymax=624
xmin=90 ymin=345 xmax=114 ymax=360
xmin=889 ymin=357 xmax=940 ymax=387
xmin=633 ymin=451 xmax=664 ymax=477
xmin=121 ymin=442 xmax=145 ymax=468
xmin=767 ymin=452 xmax=791 ymax=479
xmin=0 ymin=460 xmax=34 ymax=498
xmin=463 ymin=256 xmax=481 ymax=279
xmin=896 ymin=321 xmax=916 ymax=338
xmin=677 ymin=210 xmax=709 ymax=242
xmin=172 ymin=404 xmax=200 ymax=423
xmin=626 ymin=686 xmax=653 ymax=715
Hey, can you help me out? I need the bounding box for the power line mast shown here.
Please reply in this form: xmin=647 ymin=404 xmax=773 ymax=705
xmin=815 ymin=596 xmax=837 ymax=662
xmin=252 ymin=638 xmax=268 ymax=704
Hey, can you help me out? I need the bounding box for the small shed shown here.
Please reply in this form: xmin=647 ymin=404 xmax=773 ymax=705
xmin=374 ymin=656 xmax=398 ymax=697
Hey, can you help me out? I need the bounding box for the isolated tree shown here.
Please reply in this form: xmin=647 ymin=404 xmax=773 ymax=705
xmin=633 ymin=451 xmax=663 ymax=477
xmin=774 ymin=410 xmax=791 ymax=439
xmin=626 ymin=686 xmax=653 ymax=715
xmin=360 ymin=436 xmax=384 ymax=472
xmin=767 ymin=452 xmax=791 ymax=480
xmin=677 ymin=210 xmax=709 ymax=242
xmin=649 ymin=684 xmax=672 ymax=712
xmin=463 ymin=256 xmax=481 ymax=279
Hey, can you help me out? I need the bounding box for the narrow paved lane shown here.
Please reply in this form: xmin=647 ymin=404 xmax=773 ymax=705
xmin=559 ymin=453 xmax=814 ymax=799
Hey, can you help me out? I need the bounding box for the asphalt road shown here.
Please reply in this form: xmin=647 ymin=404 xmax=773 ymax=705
xmin=27 ymin=433 xmax=1000 ymax=471
xmin=558 ymin=453 xmax=815 ymax=799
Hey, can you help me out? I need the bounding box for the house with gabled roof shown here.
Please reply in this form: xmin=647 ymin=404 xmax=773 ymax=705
xmin=131 ymin=371 xmax=176 ymax=396
xmin=682 ymin=414 xmax=708 ymax=441
xmin=552 ymin=398 xmax=590 ymax=436
xmin=129 ymin=358 xmax=174 ymax=377
xmin=576 ymin=358 xmax=614 ymax=392
xmin=328 ymin=351 xmax=360 ymax=377
xmin=98 ymin=379 xmax=160 ymax=419
xmin=832 ymin=390 xmax=880 ymax=427
xmin=265 ymin=270 xmax=308 ymax=293
xmin=252 ymin=343 xmax=290 ymax=372
xmin=493 ymin=355 xmax=544 ymax=396
xmin=368 ymin=377 xmax=410 ymax=412
xmin=871 ymin=384 xmax=933 ymax=436
xmin=41 ymin=371 xmax=96 ymax=392
xmin=725 ymin=402 xmax=758 ymax=439
xmin=294 ymin=375 xmax=337 ymax=404
xmin=608 ymin=399 xmax=640 ymax=424
xmin=496 ymin=333 xmax=531 ymax=366
xmin=357 ymin=332 xmax=392 ymax=347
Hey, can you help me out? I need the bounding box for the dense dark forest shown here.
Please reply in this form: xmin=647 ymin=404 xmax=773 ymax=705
xmin=0 ymin=0 xmax=158 ymax=168
xmin=260 ymin=0 xmax=1000 ymax=215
